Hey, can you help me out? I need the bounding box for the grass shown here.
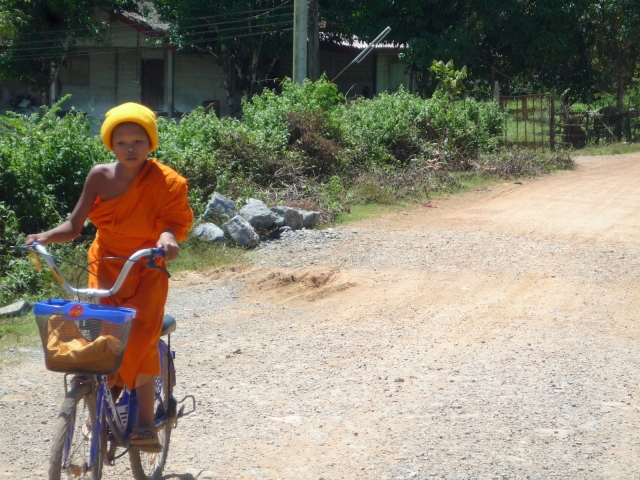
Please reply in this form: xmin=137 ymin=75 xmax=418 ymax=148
xmin=335 ymin=203 xmax=410 ymax=225
xmin=170 ymin=235 xmax=248 ymax=272
xmin=335 ymin=172 xmax=507 ymax=225
xmin=0 ymin=313 xmax=39 ymax=352
xmin=572 ymin=142 xmax=640 ymax=156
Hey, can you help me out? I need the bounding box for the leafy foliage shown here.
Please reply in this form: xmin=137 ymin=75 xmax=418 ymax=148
xmin=0 ymin=1 xmax=127 ymax=92
xmin=153 ymin=0 xmax=295 ymax=114
xmin=320 ymin=0 xmax=640 ymax=103
xmin=430 ymin=60 xmax=467 ymax=97
xmin=242 ymin=76 xmax=343 ymax=151
xmin=0 ymin=96 xmax=110 ymax=234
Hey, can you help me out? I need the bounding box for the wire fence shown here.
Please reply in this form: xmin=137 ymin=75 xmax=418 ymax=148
xmin=499 ymin=89 xmax=640 ymax=151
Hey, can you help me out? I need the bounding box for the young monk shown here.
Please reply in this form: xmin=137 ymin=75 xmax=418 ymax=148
xmin=25 ymin=102 xmax=193 ymax=452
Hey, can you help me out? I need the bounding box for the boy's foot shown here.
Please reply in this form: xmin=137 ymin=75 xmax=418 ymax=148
xmin=130 ymin=427 xmax=162 ymax=453
xmin=82 ymin=419 xmax=92 ymax=438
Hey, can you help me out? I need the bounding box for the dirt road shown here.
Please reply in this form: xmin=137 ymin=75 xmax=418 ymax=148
xmin=2 ymin=153 xmax=640 ymax=479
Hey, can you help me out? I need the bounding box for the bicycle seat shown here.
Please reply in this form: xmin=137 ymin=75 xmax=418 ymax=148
xmin=161 ymin=314 xmax=176 ymax=336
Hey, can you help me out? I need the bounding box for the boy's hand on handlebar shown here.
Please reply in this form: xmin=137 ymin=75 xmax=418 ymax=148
xmin=157 ymin=231 xmax=179 ymax=261
xmin=25 ymin=233 xmax=50 ymax=246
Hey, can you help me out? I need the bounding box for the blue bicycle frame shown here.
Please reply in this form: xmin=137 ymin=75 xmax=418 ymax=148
xmin=63 ymin=339 xmax=175 ymax=471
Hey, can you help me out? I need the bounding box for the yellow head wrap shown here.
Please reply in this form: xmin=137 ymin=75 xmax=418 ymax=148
xmin=101 ymin=102 xmax=158 ymax=152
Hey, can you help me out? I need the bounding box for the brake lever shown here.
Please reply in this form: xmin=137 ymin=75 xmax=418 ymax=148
xmin=145 ymin=253 xmax=171 ymax=278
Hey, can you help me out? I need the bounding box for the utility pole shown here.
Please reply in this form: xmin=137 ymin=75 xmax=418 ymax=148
xmin=308 ymin=0 xmax=320 ymax=81
xmin=293 ymin=0 xmax=308 ymax=84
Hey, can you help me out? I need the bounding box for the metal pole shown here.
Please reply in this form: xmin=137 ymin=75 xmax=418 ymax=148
xmin=550 ymin=88 xmax=556 ymax=151
xmin=293 ymin=0 xmax=308 ymax=85
xmin=332 ymin=27 xmax=390 ymax=83
xmin=167 ymin=49 xmax=174 ymax=120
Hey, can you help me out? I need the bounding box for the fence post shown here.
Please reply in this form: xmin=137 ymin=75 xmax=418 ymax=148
xmin=550 ymin=88 xmax=556 ymax=151
xmin=493 ymin=81 xmax=500 ymax=103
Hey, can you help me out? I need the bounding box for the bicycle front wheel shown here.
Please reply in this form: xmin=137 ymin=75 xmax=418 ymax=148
xmin=49 ymin=379 xmax=104 ymax=480
xmin=129 ymin=346 xmax=172 ymax=480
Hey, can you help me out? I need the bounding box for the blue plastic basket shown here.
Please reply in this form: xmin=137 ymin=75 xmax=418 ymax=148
xmin=34 ymin=299 xmax=137 ymax=375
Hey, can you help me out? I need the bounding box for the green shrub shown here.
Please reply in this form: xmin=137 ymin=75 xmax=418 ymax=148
xmin=334 ymin=88 xmax=427 ymax=166
xmin=242 ymin=76 xmax=343 ymax=151
xmin=0 ymin=97 xmax=110 ymax=235
xmin=331 ymin=87 xmax=504 ymax=170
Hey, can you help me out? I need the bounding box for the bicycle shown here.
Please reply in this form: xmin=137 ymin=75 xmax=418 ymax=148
xmin=12 ymin=242 xmax=195 ymax=480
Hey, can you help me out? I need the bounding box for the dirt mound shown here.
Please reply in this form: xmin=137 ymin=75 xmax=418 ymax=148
xmin=252 ymin=268 xmax=355 ymax=304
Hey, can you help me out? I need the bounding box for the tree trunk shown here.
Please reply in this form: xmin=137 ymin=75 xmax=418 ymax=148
xmin=616 ymin=56 xmax=625 ymax=140
xmin=308 ymin=0 xmax=320 ymax=81
xmin=41 ymin=88 xmax=49 ymax=108
xmin=223 ymin=58 xmax=234 ymax=118
xmin=616 ymin=60 xmax=625 ymax=110
xmin=249 ymin=48 xmax=259 ymax=97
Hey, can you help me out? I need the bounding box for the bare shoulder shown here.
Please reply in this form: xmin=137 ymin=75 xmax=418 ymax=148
xmin=86 ymin=163 xmax=114 ymax=185
xmin=89 ymin=163 xmax=115 ymax=177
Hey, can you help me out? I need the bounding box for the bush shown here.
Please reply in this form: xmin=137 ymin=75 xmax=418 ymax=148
xmin=242 ymin=76 xmax=343 ymax=152
xmin=0 ymin=97 xmax=110 ymax=235
xmin=330 ymin=87 xmax=504 ymax=170
xmin=333 ymin=88 xmax=428 ymax=166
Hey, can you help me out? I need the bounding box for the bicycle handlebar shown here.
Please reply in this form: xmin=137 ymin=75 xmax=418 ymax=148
xmin=11 ymin=243 xmax=165 ymax=299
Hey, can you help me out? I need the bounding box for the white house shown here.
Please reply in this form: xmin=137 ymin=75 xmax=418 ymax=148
xmin=0 ymin=11 xmax=413 ymax=119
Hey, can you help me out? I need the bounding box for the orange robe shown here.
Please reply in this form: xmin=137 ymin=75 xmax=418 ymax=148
xmin=88 ymin=159 xmax=193 ymax=389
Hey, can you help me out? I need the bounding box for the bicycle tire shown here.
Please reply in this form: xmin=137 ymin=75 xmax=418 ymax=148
xmin=49 ymin=381 xmax=104 ymax=480
xmin=129 ymin=347 xmax=172 ymax=480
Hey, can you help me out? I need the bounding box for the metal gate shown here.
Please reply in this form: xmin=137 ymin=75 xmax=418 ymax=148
xmin=499 ymin=94 xmax=552 ymax=151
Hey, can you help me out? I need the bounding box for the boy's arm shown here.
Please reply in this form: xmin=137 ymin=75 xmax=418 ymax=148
xmin=25 ymin=168 xmax=101 ymax=246
xmin=155 ymin=175 xmax=193 ymax=261
xmin=157 ymin=229 xmax=180 ymax=261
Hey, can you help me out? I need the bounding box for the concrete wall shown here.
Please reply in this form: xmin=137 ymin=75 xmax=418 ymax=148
xmin=56 ymin=47 xmax=237 ymax=120
xmin=174 ymin=53 xmax=228 ymax=116
xmin=278 ymin=48 xmax=376 ymax=99
xmin=376 ymin=54 xmax=411 ymax=94
xmin=58 ymin=49 xmax=116 ymax=119
xmin=277 ymin=47 xmax=410 ymax=99
xmin=325 ymin=50 xmax=376 ymax=99
xmin=57 ymin=21 xmax=236 ymax=119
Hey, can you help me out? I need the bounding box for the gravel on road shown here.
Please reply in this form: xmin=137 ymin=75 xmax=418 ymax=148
xmin=2 ymin=154 xmax=640 ymax=480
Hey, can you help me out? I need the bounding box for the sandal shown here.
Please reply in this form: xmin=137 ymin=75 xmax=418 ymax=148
xmin=130 ymin=427 xmax=162 ymax=453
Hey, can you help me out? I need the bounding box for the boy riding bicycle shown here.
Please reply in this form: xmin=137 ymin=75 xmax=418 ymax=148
xmin=25 ymin=102 xmax=193 ymax=452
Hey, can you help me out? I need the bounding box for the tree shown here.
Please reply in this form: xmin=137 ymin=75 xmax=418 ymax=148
xmin=430 ymin=59 xmax=467 ymax=140
xmin=153 ymin=0 xmax=295 ymax=117
xmin=0 ymin=0 xmax=121 ymax=105
xmin=319 ymin=0 xmax=603 ymax=102
xmin=587 ymin=0 xmax=640 ymax=109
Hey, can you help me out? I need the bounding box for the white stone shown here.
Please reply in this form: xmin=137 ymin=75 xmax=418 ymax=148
xmin=194 ymin=223 xmax=225 ymax=243
xmin=0 ymin=300 xmax=31 ymax=317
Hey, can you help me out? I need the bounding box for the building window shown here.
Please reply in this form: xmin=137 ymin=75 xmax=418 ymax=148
xmin=60 ymin=55 xmax=90 ymax=86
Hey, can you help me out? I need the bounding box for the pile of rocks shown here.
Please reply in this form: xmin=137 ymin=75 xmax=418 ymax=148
xmin=194 ymin=193 xmax=321 ymax=247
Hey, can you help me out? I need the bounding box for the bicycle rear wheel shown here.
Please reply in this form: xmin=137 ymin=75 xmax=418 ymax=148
xmin=129 ymin=347 xmax=172 ymax=480
xmin=49 ymin=379 xmax=104 ymax=480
